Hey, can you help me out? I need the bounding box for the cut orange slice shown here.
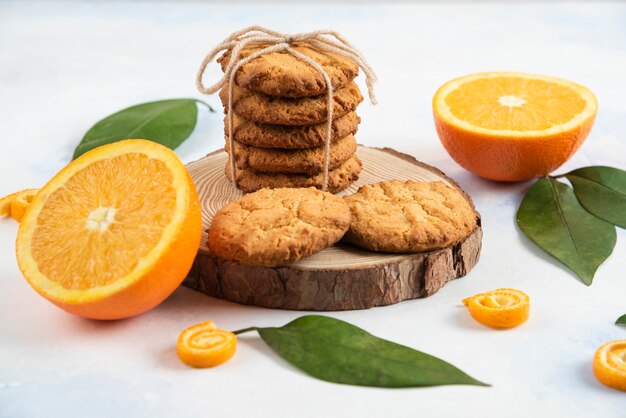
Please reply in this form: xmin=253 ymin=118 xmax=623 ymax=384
xmin=462 ymin=288 xmax=530 ymax=329
xmin=10 ymin=189 xmax=39 ymax=222
xmin=177 ymin=320 xmax=237 ymax=368
xmin=16 ymin=140 xmax=202 ymax=320
xmin=433 ymin=72 xmax=597 ymax=181
xmin=593 ymin=340 xmax=626 ymax=392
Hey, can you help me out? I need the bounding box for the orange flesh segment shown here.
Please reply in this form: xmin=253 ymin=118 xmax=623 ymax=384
xmin=30 ymin=153 xmax=176 ymax=290
xmin=445 ymin=77 xmax=587 ymax=131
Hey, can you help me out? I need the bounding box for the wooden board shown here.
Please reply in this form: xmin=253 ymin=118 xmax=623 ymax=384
xmin=183 ymin=146 xmax=482 ymax=311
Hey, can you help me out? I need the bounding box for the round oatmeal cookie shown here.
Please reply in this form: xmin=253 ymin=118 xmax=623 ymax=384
xmin=225 ymin=134 xmax=357 ymax=175
xmin=225 ymin=112 xmax=360 ymax=149
xmin=225 ymin=154 xmax=362 ymax=193
xmin=220 ymin=81 xmax=363 ymax=126
xmin=208 ymin=187 xmax=351 ymax=267
xmin=343 ymin=180 xmax=479 ymax=253
xmin=218 ymin=43 xmax=359 ymax=98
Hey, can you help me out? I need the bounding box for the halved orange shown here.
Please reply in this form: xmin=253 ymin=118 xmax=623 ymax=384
xmin=16 ymin=139 xmax=202 ymax=320
xmin=433 ymin=72 xmax=597 ymax=181
xmin=593 ymin=340 xmax=626 ymax=392
xmin=462 ymin=288 xmax=530 ymax=329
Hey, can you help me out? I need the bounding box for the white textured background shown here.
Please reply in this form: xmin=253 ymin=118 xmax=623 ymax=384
xmin=0 ymin=1 xmax=625 ymax=417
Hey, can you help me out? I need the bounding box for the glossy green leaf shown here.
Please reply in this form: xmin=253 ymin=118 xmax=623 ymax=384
xmin=617 ymin=314 xmax=626 ymax=326
xmin=255 ymin=315 xmax=488 ymax=388
xmin=565 ymin=166 xmax=626 ymax=228
xmin=73 ymin=99 xmax=211 ymax=159
xmin=517 ymin=177 xmax=616 ymax=285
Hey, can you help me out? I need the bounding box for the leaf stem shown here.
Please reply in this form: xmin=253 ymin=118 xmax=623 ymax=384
xmin=232 ymin=326 xmax=259 ymax=335
xmin=195 ymin=99 xmax=215 ymax=112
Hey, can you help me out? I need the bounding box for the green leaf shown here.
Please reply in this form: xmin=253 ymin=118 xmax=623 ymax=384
xmin=256 ymin=315 xmax=488 ymax=388
xmin=565 ymin=166 xmax=626 ymax=228
xmin=73 ymin=99 xmax=211 ymax=159
xmin=517 ymin=177 xmax=616 ymax=285
xmin=617 ymin=314 xmax=626 ymax=326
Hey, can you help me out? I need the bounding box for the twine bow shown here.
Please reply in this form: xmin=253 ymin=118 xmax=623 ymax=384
xmin=196 ymin=26 xmax=377 ymax=191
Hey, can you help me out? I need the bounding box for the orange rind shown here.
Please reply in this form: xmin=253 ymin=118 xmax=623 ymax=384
xmin=10 ymin=189 xmax=39 ymax=222
xmin=462 ymin=288 xmax=530 ymax=329
xmin=593 ymin=340 xmax=626 ymax=392
xmin=177 ymin=321 xmax=237 ymax=368
xmin=1 ymin=190 xmax=24 ymax=217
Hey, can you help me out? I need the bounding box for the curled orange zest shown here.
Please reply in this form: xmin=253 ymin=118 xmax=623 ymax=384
xmin=1 ymin=191 xmax=22 ymax=217
xmin=462 ymin=288 xmax=530 ymax=329
xmin=10 ymin=189 xmax=39 ymax=222
xmin=593 ymin=340 xmax=626 ymax=392
xmin=177 ymin=320 xmax=237 ymax=368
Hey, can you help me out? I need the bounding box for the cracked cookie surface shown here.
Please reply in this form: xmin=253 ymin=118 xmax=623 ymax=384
xmin=220 ymin=81 xmax=363 ymax=126
xmin=218 ymin=43 xmax=359 ymax=98
xmin=226 ymin=134 xmax=357 ymax=175
xmin=343 ymin=180 xmax=478 ymax=252
xmin=225 ymin=154 xmax=362 ymax=193
xmin=224 ymin=111 xmax=360 ymax=149
xmin=208 ymin=187 xmax=351 ymax=267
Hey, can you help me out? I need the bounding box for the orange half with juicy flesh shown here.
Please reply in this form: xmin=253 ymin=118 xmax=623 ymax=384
xmin=433 ymin=72 xmax=597 ymax=181
xmin=16 ymin=139 xmax=202 ymax=319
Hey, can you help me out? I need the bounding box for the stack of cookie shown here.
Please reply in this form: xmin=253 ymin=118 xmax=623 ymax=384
xmin=217 ymin=43 xmax=364 ymax=193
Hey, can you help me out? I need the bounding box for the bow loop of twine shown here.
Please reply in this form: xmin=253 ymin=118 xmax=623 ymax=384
xmin=196 ymin=26 xmax=377 ymax=191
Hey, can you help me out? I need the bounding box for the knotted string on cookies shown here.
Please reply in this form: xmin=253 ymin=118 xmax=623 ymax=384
xmin=196 ymin=25 xmax=377 ymax=191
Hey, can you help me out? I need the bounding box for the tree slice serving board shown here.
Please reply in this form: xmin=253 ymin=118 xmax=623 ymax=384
xmin=183 ymin=146 xmax=482 ymax=311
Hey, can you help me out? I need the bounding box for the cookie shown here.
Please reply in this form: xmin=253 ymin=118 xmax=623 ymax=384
xmin=220 ymin=81 xmax=363 ymax=126
xmin=225 ymin=154 xmax=362 ymax=193
xmin=343 ymin=180 xmax=478 ymax=253
xmin=224 ymin=111 xmax=360 ymax=149
xmin=208 ymin=187 xmax=351 ymax=267
xmin=218 ymin=43 xmax=359 ymax=98
xmin=226 ymin=134 xmax=357 ymax=175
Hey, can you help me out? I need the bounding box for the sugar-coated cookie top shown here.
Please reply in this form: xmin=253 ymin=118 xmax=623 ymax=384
xmin=208 ymin=187 xmax=351 ymax=267
xmin=344 ymin=180 xmax=479 ymax=253
xmin=218 ymin=43 xmax=359 ymax=98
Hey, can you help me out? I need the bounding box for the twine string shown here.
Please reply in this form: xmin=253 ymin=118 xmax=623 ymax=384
xmin=196 ymin=26 xmax=377 ymax=191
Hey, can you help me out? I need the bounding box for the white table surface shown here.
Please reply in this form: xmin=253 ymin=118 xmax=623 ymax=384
xmin=1 ymin=1 xmax=625 ymax=417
